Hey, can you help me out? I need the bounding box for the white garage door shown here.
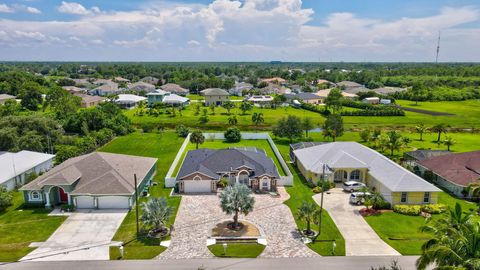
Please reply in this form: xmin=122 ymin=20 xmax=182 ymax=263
xmin=75 ymin=196 xmax=95 ymax=209
xmin=184 ymin=180 xmax=212 ymax=193
xmin=97 ymin=196 xmax=130 ymax=209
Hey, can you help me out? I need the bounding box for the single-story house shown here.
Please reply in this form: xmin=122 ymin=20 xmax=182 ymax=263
xmin=147 ymin=90 xmax=189 ymax=106
xmin=0 ymin=151 xmax=55 ymax=191
xmin=316 ymin=89 xmax=357 ymax=100
xmin=140 ymin=76 xmax=160 ymax=85
xmin=127 ymin=82 xmax=156 ymax=93
xmin=403 ymin=149 xmax=451 ymax=167
xmin=245 ymin=95 xmax=273 ymax=104
xmin=362 ymin=97 xmax=380 ymax=104
xmin=176 ymin=148 xmax=280 ymax=193
xmin=114 ymin=94 xmax=147 ymax=109
xmin=89 ymin=82 xmax=121 ymax=96
xmin=74 ymin=94 xmax=106 ymax=108
xmin=20 ymin=152 xmax=157 ymax=209
xmin=342 ymin=87 xmax=372 ymax=95
xmin=286 ymin=93 xmax=323 ymax=105
xmin=160 ymin=83 xmax=189 ymax=96
xmin=292 ymin=142 xmax=441 ymax=205
xmin=372 ymin=87 xmax=407 ymax=95
xmin=336 ymin=81 xmax=362 ymax=89
xmin=62 ymin=86 xmax=87 ymax=94
xmin=0 ymin=94 xmax=16 ymax=104
xmin=260 ymin=77 xmax=286 ymax=85
xmin=259 ymin=84 xmax=291 ymax=95
xmin=201 ymin=88 xmax=230 ymax=106
xmin=114 ymin=77 xmax=130 ymax=83
xmin=417 ymin=151 xmax=480 ymax=198
xmin=229 ymin=82 xmax=253 ymax=96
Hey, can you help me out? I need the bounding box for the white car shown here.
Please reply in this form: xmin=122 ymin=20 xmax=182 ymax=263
xmin=342 ymin=181 xmax=366 ymax=193
xmin=349 ymin=192 xmax=372 ymax=205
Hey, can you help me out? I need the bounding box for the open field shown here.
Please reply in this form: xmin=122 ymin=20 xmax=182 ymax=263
xmin=0 ymin=192 xmax=67 ymax=262
xmin=99 ymin=132 xmax=185 ymax=260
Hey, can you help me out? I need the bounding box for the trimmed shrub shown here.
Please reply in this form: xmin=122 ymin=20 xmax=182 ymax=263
xmin=421 ymin=204 xmax=447 ymax=214
xmin=393 ymin=205 xmax=421 ymax=216
xmin=217 ymin=178 xmax=229 ymax=188
xmin=224 ymin=127 xmax=242 ymax=143
xmin=373 ymin=200 xmax=391 ymax=210
xmin=0 ymin=186 xmax=13 ymax=211
xmin=312 ymin=186 xmax=323 ymax=193
xmin=176 ymin=124 xmax=190 ymax=138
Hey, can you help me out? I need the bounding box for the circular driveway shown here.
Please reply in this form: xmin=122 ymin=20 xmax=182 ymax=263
xmin=158 ymin=187 xmax=318 ymax=259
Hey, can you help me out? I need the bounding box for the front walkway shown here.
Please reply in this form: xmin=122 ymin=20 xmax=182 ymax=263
xmin=158 ymin=187 xmax=317 ymax=259
xmin=313 ymin=188 xmax=400 ymax=256
xmin=21 ymin=209 xmax=127 ymax=261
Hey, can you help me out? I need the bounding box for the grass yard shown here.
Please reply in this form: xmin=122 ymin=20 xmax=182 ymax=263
xmin=98 ymin=131 xmax=184 ymax=260
xmin=365 ymin=192 xmax=478 ymax=255
xmin=207 ymin=243 xmax=265 ymax=258
xmin=0 ymin=192 xmax=67 ymax=262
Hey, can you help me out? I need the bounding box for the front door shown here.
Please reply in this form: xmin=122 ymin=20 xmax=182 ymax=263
xmin=58 ymin=188 xmax=68 ymax=203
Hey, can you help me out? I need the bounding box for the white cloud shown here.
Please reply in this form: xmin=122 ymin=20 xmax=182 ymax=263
xmin=0 ymin=3 xmax=41 ymax=14
xmin=25 ymin=6 xmax=41 ymax=14
xmin=0 ymin=4 xmax=15 ymax=13
xmin=57 ymin=1 xmax=101 ymax=15
xmin=0 ymin=1 xmax=479 ymax=61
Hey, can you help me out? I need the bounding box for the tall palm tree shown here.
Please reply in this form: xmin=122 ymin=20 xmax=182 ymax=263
xmin=415 ymin=123 xmax=427 ymax=141
xmin=140 ymin=197 xmax=174 ymax=235
xmin=252 ymin=112 xmax=264 ymax=130
xmin=297 ymin=201 xmax=320 ymax=235
xmin=219 ymin=184 xmax=255 ymax=229
xmin=431 ymin=124 xmax=448 ymax=143
xmin=190 ymin=130 xmax=205 ymax=149
xmin=444 ymin=136 xmax=456 ymax=151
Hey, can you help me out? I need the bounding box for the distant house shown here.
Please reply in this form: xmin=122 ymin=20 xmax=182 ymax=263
xmin=246 ymin=95 xmax=273 ymax=105
xmin=372 ymin=87 xmax=407 ymax=95
xmin=229 ymin=82 xmax=253 ymax=96
xmin=114 ymin=77 xmax=130 ymax=83
xmin=260 ymin=77 xmax=287 ymax=85
xmin=176 ymin=148 xmax=280 ymax=193
xmin=200 ymin=88 xmax=230 ymax=106
xmin=417 ymin=151 xmax=480 ymax=198
xmin=160 ymin=83 xmax=189 ymax=96
xmin=336 ymin=81 xmax=362 ymax=89
xmin=259 ymin=84 xmax=291 ymax=95
xmin=380 ymin=99 xmax=391 ymax=105
xmin=362 ymin=97 xmax=380 ymax=104
xmin=62 ymin=86 xmax=87 ymax=95
xmin=114 ymin=94 xmax=147 ymax=109
xmin=140 ymin=76 xmax=160 ymax=85
xmin=286 ymin=93 xmax=323 ymax=105
xmin=146 ymin=90 xmax=189 ymax=106
xmin=0 ymin=151 xmax=55 ymax=191
xmin=74 ymin=94 xmax=106 ymax=108
xmin=342 ymin=86 xmax=372 ymax=95
xmin=127 ymin=82 xmax=156 ymax=93
xmin=20 ymin=152 xmax=157 ymax=209
xmin=0 ymin=94 xmax=16 ymax=104
xmin=292 ymin=142 xmax=441 ymax=205
xmin=89 ymin=81 xmax=121 ymax=96
xmin=316 ymin=89 xmax=357 ymax=100
xmin=403 ymin=150 xmax=451 ymax=167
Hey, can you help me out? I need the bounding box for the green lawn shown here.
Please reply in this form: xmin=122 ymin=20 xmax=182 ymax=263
xmin=365 ymin=192 xmax=478 ymax=255
xmin=0 ymin=192 xmax=67 ymax=262
xmin=207 ymin=243 xmax=265 ymax=258
xmin=98 ymin=131 xmax=184 ymax=260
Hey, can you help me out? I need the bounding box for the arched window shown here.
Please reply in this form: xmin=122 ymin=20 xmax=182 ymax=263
xmin=193 ymin=175 xmax=201 ymax=181
xmin=350 ymin=170 xmax=361 ymax=180
xmin=238 ymin=171 xmax=249 ymax=185
xmin=30 ymin=191 xmax=41 ymax=201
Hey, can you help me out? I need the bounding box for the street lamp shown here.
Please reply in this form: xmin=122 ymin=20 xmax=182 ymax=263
xmin=223 ymin=242 xmax=228 ymax=255
xmin=119 ymin=245 xmax=124 ymax=259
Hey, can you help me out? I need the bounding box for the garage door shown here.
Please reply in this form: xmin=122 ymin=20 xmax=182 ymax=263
xmin=184 ymin=180 xmax=212 ymax=193
xmin=97 ymin=196 xmax=130 ymax=209
xmin=75 ymin=196 xmax=95 ymax=209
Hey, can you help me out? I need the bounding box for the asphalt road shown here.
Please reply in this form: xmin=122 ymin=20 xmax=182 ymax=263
xmin=0 ymin=256 xmax=422 ymax=270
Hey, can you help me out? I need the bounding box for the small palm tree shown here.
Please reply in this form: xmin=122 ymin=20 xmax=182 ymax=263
xmin=140 ymin=197 xmax=174 ymax=235
xmin=415 ymin=123 xmax=427 ymax=141
xmin=297 ymin=201 xmax=319 ymax=235
xmin=466 ymin=183 xmax=480 ymax=213
xmin=190 ymin=130 xmax=205 ymax=149
xmin=209 ymin=104 xmax=216 ymax=115
xmin=219 ymin=184 xmax=255 ymax=230
xmin=252 ymin=112 xmax=264 ymax=130
xmin=385 ymin=130 xmax=404 ymax=156
xmin=443 ymin=136 xmax=456 ymax=151
xmin=431 ymin=124 xmax=448 ymax=143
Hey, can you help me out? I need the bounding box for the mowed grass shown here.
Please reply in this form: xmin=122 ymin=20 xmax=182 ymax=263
xmin=0 ymin=192 xmax=67 ymax=262
xmin=207 ymin=243 xmax=265 ymax=258
xmin=98 ymin=131 xmax=184 ymax=260
xmin=365 ymin=192 xmax=478 ymax=255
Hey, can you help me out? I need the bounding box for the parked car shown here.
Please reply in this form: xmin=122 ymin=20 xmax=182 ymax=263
xmin=349 ymin=192 xmax=372 ymax=205
xmin=342 ymin=181 xmax=366 ymax=193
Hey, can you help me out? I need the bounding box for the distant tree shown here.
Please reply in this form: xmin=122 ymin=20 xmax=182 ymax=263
xmin=228 ymin=115 xmax=238 ymax=126
xmin=410 ymin=82 xmax=426 ymax=105
xmin=271 ymin=95 xmax=286 ymax=109
xmin=220 ymin=184 xmax=255 ymax=230
xmin=325 ymin=88 xmax=343 ymax=113
xmin=431 ymin=124 xmax=448 ymax=143
xmin=209 ymin=104 xmax=216 ymax=115
xmin=194 ymin=103 xmax=201 ymax=116
xmin=222 ymin=101 xmax=236 ymax=115
xmin=359 ymin=129 xmax=371 ymax=142
xmin=415 ymin=123 xmax=427 ymax=141
xmin=190 ymin=130 xmax=205 ymax=149
xmin=224 ymin=127 xmax=241 ymax=143
xmin=0 ymin=99 xmax=21 ymax=117
xmin=176 ymin=125 xmax=190 ymax=138
xmin=199 ymin=108 xmax=209 ymax=124
xmin=0 ymin=186 xmax=13 ymax=211
xmin=239 ymin=102 xmax=253 ymax=115
xmin=322 ymin=114 xmax=344 ymax=142
xmin=302 ymin=117 xmax=314 ymax=138
xmin=443 ymin=136 xmax=456 ymax=151
xmin=251 ymin=112 xmax=264 ymax=130
xmin=384 ymin=130 xmax=404 ymax=156
xmin=140 ymin=197 xmax=174 ymax=236
xmin=273 ymin=115 xmax=303 ymax=142
xmin=19 ymin=82 xmax=43 ymax=111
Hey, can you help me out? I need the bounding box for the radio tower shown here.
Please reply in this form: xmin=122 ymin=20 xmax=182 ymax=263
xmin=435 ymin=31 xmax=441 ymax=63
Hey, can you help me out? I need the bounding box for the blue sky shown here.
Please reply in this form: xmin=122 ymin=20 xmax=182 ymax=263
xmin=1 ymin=0 xmax=480 ymax=61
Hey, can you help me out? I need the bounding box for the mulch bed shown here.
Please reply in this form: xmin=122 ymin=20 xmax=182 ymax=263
xmin=212 ymin=220 xmax=261 ymax=237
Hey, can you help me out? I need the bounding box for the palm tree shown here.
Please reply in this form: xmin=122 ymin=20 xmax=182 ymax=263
xmin=415 ymin=123 xmax=427 ymax=141
xmin=444 ymin=136 xmax=456 ymax=151
xmin=385 ymin=130 xmax=404 ymax=156
xmin=431 ymin=124 xmax=448 ymax=143
xmin=252 ymin=112 xmax=264 ymax=130
xmin=209 ymin=104 xmax=216 ymax=115
xmin=140 ymin=197 xmax=174 ymax=235
xmin=222 ymin=101 xmax=236 ymax=115
xmin=190 ymin=130 xmax=205 ymax=149
xmin=297 ymin=201 xmax=319 ymax=235
xmin=219 ymin=184 xmax=255 ymax=230
xmin=466 ymin=183 xmax=480 ymax=213
xmin=417 ymin=203 xmax=480 ymax=270
xmin=228 ymin=115 xmax=237 ymax=126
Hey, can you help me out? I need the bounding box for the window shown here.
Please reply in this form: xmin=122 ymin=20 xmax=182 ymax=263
xmin=30 ymin=191 xmax=41 ymax=201
xmin=423 ymin=192 xmax=430 ymax=203
xmin=350 ymin=170 xmax=361 ymax=180
xmin=262 ymin=179 xmax=269 ymax=188
xmin=193 ymin=175 xmax=201 ymax=181
xmin=400 ymin=192 xmax=408 ymax=203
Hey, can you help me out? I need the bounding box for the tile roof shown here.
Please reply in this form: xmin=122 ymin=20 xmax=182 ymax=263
xmin=419 ymin=151 xmax=480 ymax=187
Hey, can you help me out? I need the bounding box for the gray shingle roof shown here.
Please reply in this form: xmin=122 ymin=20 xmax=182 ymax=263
xmin=201 ymin=88 xmax=229 ymax=96
xmin=21 ymin=152 xmax=157 ymax=195
xmin=177 ymin=148 xmax=280 ymax=180
xmin=293 ymin=142 xmax=440 ymax=192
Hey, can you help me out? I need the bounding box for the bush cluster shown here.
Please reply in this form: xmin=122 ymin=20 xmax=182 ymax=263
xmin=393 ymin=205 xmax=422 ymax=216
xmin=421 ymin=204 xmax=447 ymax=214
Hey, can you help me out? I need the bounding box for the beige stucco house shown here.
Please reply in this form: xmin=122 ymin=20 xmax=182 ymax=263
xmin=201 ymin=88 xmax=230 ymax=106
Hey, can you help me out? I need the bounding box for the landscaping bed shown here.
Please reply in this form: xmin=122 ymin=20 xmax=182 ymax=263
xmin=207 ymin=242 xmax=265 ymax=258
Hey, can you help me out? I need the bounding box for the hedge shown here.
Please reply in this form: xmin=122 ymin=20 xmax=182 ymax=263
xmin=393 ymin=205 xmax=422 ymax=216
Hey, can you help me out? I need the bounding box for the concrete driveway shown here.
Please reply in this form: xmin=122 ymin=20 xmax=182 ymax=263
xmin=21 ymin=209 xmax=128 ymax=261
xmin=159 ymin=187 xmax=317 ymax=260
xmin=313 ymin=188 xmax=400 ymax=256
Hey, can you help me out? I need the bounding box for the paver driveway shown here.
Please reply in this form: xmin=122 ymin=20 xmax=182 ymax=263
xmin=159 ymin=187 xmax=317 ymax=259
xmin=313 ymin=188 xmax=400 ymax=256
xmin=21 ymin=209 xmax=127 ymax=261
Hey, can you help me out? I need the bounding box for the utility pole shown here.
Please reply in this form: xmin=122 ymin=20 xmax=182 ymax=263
xmin=134 ymin=174 xmax=139 ymax=236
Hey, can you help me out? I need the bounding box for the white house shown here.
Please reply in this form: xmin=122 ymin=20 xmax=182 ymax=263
xmin=0 ymin=151 xmax=55 ymax=191
xmin=114 ymin=94 xmax=147 ymax=109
